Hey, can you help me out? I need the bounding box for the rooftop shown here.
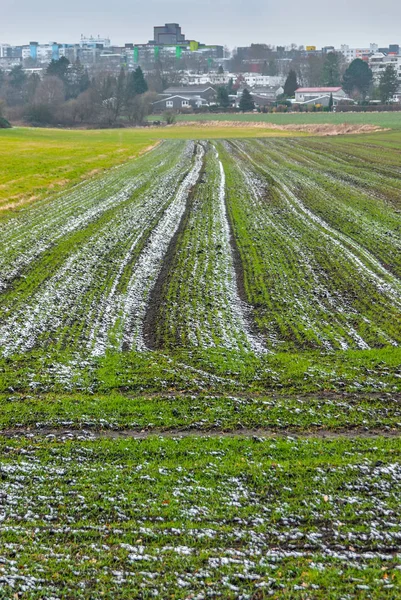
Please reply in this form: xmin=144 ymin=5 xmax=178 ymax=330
xmin=296 ymin=87 xmax=343 ymax=93
xmin=163 ymin=85 xmax=216 ymax=92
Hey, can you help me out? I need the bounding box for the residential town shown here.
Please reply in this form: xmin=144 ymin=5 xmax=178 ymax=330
xmin=0 ymin=23 xmax=400 ymax=128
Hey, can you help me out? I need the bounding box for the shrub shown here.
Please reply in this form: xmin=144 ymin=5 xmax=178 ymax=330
xmin=0 ymin=116 xmax=11 ymax=128
xmin=163 ymin=110 xmax=176 ymax=125
xmin=24 ymin=104 xmax=54 ymax=126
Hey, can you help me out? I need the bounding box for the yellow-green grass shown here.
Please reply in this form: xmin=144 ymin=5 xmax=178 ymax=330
xmin=0 ymin=127 xmax=158 ymax=212
xmin=0 ymin=126 xmax=301 ymax=212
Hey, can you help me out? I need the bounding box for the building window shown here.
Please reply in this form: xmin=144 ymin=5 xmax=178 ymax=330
xmin=166 ymin=101 xmax=173 ymax=108
xmin=181 ymin=100 xmax=189 ymax=106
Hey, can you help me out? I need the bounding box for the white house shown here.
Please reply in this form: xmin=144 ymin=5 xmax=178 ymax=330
xmin=294 ymin=87 xmax=346 ymax=103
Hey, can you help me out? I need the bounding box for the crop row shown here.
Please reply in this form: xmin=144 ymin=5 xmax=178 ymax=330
xmin=1 ymin=136 xmax=400 ymax=368
xmin=218 ymin=140 xmax=401 ymax=351
xmin=245 ymin=138 xmax=401 ymax=277
xmin=0 ymin=435 xmax=401 ymax=598
xmin=0 ymin=141 xmax=199 ymax=356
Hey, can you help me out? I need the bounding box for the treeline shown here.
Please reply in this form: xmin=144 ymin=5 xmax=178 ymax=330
xmin=0 ymin=57 xmax=158 ymax=127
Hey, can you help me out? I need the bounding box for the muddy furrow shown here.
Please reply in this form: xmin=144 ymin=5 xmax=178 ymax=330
xmin=120 ymin=143 xmax=205 ymax=351
xmin=143 ymin=143 xmax=263 ymax=353
xmin=1 ymin=426 xmax=400 ymax=440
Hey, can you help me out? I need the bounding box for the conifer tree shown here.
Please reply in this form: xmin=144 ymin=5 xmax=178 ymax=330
xmin=239 ymin=88 xmax=255 ymax=111
xmin=283 ymin=70 xmax=298 ymax=97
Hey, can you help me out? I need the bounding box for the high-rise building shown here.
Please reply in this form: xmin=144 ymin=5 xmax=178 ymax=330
xmin=153 ymin=23 xmax=186 ymax=45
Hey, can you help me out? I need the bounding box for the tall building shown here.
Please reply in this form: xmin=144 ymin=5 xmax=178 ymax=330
xmin=153 ymin=23 xmax=186 ymax=46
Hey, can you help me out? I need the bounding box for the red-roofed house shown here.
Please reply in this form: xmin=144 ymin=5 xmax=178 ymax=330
xmin=294 ymin=87 xmax=346 ymax=104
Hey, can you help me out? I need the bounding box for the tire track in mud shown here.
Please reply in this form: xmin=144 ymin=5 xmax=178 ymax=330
xmin=142 ymin=146 xmax=206 ymax=350
xmin=143 ymin=143 xmax=264 ymax=353
xmin=214 ymin=146 xmax=265 ymax=353
xmin=2 ymin=426 xmax=400 ymax=440
xmin=121 ymin=143 xmax=206 ymax=351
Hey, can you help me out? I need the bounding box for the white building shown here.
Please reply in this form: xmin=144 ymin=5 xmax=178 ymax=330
xmin=293 ymin=87 xmax=352 ymax=107
xmin=295 ymin=87 xmax=347 ymax=103
xmin=339 ymin=43 xmax=378 ymax=61
xmin=369 ymin=52 xmax=401 ymax=86
xmin=79 ymin=35 xmax=111 ymax=48
xmin=180 ymin=72 xmax=231 ymax=86
xmin=237 ymin=85 xmax=284 ymax=102
xmin=0 ymin=44 xmax=11 ymax=58
xmin=179 ymin=71 xmax=285 ymax=88
xmin=21 ymin=43 xmax=58 ymax=63
xmin=242 ymin=74 xmax=284 ymax=87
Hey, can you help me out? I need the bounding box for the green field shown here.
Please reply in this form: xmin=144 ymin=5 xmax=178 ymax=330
xmin=160 ymin=110 xmax=401 ymax=129
xmin=0 ymin=126 xmax=296 ymax=212
xmin=1 ymin=435 xmax=401 ymax=599
xmin=0 ymin=123 xmax=401 ymax=597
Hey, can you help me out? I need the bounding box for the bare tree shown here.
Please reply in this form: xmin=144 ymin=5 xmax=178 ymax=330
xmin=34 ymin=76 xmax=65 ymax=106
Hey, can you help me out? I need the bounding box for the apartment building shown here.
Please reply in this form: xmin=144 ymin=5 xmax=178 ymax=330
xmin=369 ymin=52 xmax=401 ymax=86
xmin=339 ymin=44 xmax=378 ymax=61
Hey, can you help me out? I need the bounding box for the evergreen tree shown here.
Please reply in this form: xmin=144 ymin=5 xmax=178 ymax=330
xmin=342 ymin=58 xmax=373 ymax=99
xmin=328 ymin=93 xmax=334 ymax=111
xmin=46 ymin=57 xmax=70 ymax=83
xmin=321 ymin=53 xmax=340 ymax=86
xmin=239 ymin=88 xmax=255 ymax=111
xmin=8 ymin=64 xmax=26 ymax=88
xmin=283 ymin=70 xmax=298 ymax=97
xmin=131 ymin=66 xmax=148 ymax=95
xmin=66 ymin=60 xmax=87 ymax=99
xmin=114 ymin=67 xmax=126 ymax=119
xmin=267 ymin=59 xmax=278 ymax=76
xmin=217 ymin=86 xmax=230 ymax=108
xmin=79 ymin=69 xmax=90 ymax=94
xmin=7 ymin=65 xmax=27 ymax=105
xmin=378 ymin=65 xmax=399 ymax=103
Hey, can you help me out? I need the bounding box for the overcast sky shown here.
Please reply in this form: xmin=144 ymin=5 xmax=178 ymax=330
xmin=1 ymin=0 xmax=400 ymax=49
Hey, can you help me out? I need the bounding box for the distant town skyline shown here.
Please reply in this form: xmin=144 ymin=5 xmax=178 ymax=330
xmin=1 ymin=0 xmax=401 ymax=49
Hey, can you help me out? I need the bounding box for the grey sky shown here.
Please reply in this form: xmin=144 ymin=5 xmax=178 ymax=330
xmin=1 ymin=0 xmax=400 ymax=49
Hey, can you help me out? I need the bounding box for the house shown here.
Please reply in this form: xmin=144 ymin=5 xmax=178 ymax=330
xmin=161 ymin=85 xmax=217 ymax=102
xmin=250 ymin=94 xmax=273 ymax=108
xmin=294 ymin=87 xmax=346 ymax=103
xmin=237 ymin=85 xmax=284 ymax=103
xmin=152 ymin=94 xmax=209 ymax=112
